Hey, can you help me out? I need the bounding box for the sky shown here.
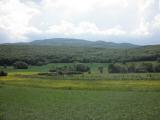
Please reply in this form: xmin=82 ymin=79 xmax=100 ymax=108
xmin=0 ymin=0 xmax=160 ymax=45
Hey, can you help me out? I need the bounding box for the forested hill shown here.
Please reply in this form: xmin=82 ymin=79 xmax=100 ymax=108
xmin=16 ymin=38 xmax=139 ymax=48
xmin=0 ymin=44 xmax=159 ymax=65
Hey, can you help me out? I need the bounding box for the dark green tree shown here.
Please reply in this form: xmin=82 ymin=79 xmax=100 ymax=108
xmin=0 ymin=71 xmax=8 ymax=76
xmin=98 ymin=66 xmax=104 ymax=74
xmin=13 ymin=61 xmax=28 ymax=69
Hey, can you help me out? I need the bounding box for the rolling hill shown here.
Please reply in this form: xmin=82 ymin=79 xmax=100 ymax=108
xmin=25 ymin=38 xmax=139 ymax=48
xmin=0 ymin=38 xmax=159 ymax=65
xmin=0 ymin=43 xmax=159 ymax=65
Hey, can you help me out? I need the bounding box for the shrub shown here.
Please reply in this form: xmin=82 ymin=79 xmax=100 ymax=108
xmin=109 ymin=62 xmax=157 ymax=73
xmin=108 ymin=64 xmax=115 ymax=73
xmin=49 ymin=68 xmax=57 ymax=72
xmin=154 ymin=63 xmax=160 ymax=72
xmin=135 ymin=63 xmax=153 ymax=73
xmin=3 ymin=64 xmax=7 ymax=69
xmin=36 ymin=61 xmax=45 ymax=66
xmin=0 ymin=71 xmax=8 ymax=76
xmin=157 ymin=57 xmax=160 ymax=63
xmin=108 ymin=63 xmax=128 ymax=73
xmin=74 ymin=63 xmax=90 ymax=72
xmin=13 ymin=61 xmax=28 ymax=69
xmin=143 ymin=63 xmax=153 ymax=72
xmin=135 ymin=63 xmax=147 ymax=73
xmin=50 ymin=66 xmax=65 ymax=73
xmin=49 ymin=64 xmax=89 ymax=75
xmin=98 ymin=66 xmax=104 ymax=74
xmin=127 ymin=63 xmax=135 ymax=73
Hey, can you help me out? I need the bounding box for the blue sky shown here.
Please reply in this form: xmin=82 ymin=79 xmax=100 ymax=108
xmin=0 ymin=0 xmax=160 ymax=45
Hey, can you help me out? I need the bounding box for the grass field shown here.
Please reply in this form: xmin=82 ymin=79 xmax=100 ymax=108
xmin=0 ymin=63 xmax=160 ymax=91
xmin=1 ymin=86 xmax=160 ymax=120
xmin=0 ymin=63 xmax=160 ymax=120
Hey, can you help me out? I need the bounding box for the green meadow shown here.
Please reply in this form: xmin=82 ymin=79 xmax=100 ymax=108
xmin=0 ymin=63 xmax=160 ymax=120
xmin=1 ymin=86 xmax=160 ymax=120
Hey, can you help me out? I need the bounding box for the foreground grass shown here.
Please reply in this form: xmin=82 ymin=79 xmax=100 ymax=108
xmin=0 ymin=85 xmax=160 ymax=120
xmin=0 ymin=63 xmax=160 ymax=120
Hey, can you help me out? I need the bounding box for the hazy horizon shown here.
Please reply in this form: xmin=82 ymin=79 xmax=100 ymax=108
xmin=0 ymin=0 xmax=160 ymax=45
xmin=1 ymin=37 xmax=160 ymax=46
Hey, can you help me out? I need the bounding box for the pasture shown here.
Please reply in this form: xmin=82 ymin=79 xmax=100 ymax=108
xmin=0 ymin=63 xmax=160 ymax=120
xmin=0 ymin=86 xmax=160 ymax=120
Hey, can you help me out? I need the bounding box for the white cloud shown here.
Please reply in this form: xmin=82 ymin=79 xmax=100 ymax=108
xmin=0 ymin=0 xmax=41 ymax=42
xmin=0 ymin=0 xmax=159 ymax=44
xmin=152 ymin=14 xmax=160 ymax=30
xmin=132 ymin=18 xmax=151 ymax=36
xmin=47 ymin=21 xmax=126 ymax=36
xmin=132 ymin=0 xmax=160 ymax=37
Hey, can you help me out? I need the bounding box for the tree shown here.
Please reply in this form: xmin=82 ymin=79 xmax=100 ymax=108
xmin=36 ymin=61 xmax=45 ymax=66
xmin=3 ymin=64 xmax=7 ymax=69
xmin=98 ymin=66 xmax=104 ymax=74
xmin=13 ymin=61 xmax=28 ymax=69
xmin=127 ymin=63 xmax=135 ymax=73
xmin=108 ymin=64 xmax=115 ymax=73
xmin=143 ymin=63 xmax=153 ymax=72
xmin=154 ymin=63 xmax=160 ymax=72
xmin=108 ymin=63 xmax=128 ymax=73
xmin=135 ymin=63 xmax=153 ymax=73
xmin=74 ymin=63 xmax=90 ymax=72
xmin=0 ymin=71 xmax=8 ymax=76
xmin=135 ymin=63 xmax=148 ymax=73
xmin=157 ymin=57 xmax=160 ymax=63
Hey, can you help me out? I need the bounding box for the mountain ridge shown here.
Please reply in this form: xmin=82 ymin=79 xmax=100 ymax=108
xmin=28 ymin=38 xmax=139 ymax=48
xmin=2 ymin=38 xmax=140 ymax=48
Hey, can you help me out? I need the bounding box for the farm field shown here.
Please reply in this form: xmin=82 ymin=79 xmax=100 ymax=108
xmin=0 ymin=63 xmax=160 ymax=120
xmin=0 ymin=63 xmax=160 ymax=90
xmin=0 ymin=85 xmax=160 ymax=120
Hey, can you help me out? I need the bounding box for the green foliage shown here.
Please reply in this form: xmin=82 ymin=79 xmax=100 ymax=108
xmin=154 ymin=63 xmax=160 ymax=72
xmin=157 ymin=57 xmax=160 ymax=63
xmin=135 ymin=63 xmax=148 ymax=73
xmin=0 ymin=71 xmax=7 ymax=76
xmin=13 ymin=61 xmax=28 ymax=69
xmin=0 ymin=45 xmax=160 ymax=65
xmin=108 ymin=63 xmax=128 ymax=73
xmin=127 ymin=63 xmax=136 ymax=73
xmin=74 ymin=63 xmax=90 ymax=72
xmin=108 ymin=62 xmax=160 ymax=73
xmin=135 ymin=63 xmax=153 ymax=73
xmin=98 ymin=66 xmax=104 ymax=74
xmin=49 ymin=64 xmax=90 ymax=75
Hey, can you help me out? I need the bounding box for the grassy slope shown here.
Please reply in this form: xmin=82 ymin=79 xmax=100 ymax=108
xmin=0 ymin=86 xmax=160 ymax=120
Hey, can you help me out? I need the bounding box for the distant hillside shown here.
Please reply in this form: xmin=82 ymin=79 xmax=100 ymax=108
xmin=0 ymin=44 xmax=159 ymax=65
xmin=28 ymin=38 xmax=139 ymax=48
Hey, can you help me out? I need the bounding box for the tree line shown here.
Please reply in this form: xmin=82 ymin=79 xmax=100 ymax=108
xmin=0 ymin=45 xmax=160 ymax=66
xmin=108 ymin=62 xmax=160 ymax=73
xmin=1 ymin=61 xmax=160 ymax=76
xmin=9 ymin=61 xmax=160 ymax=74
xmin=48 ymin=63 xmax=90 ymax=75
